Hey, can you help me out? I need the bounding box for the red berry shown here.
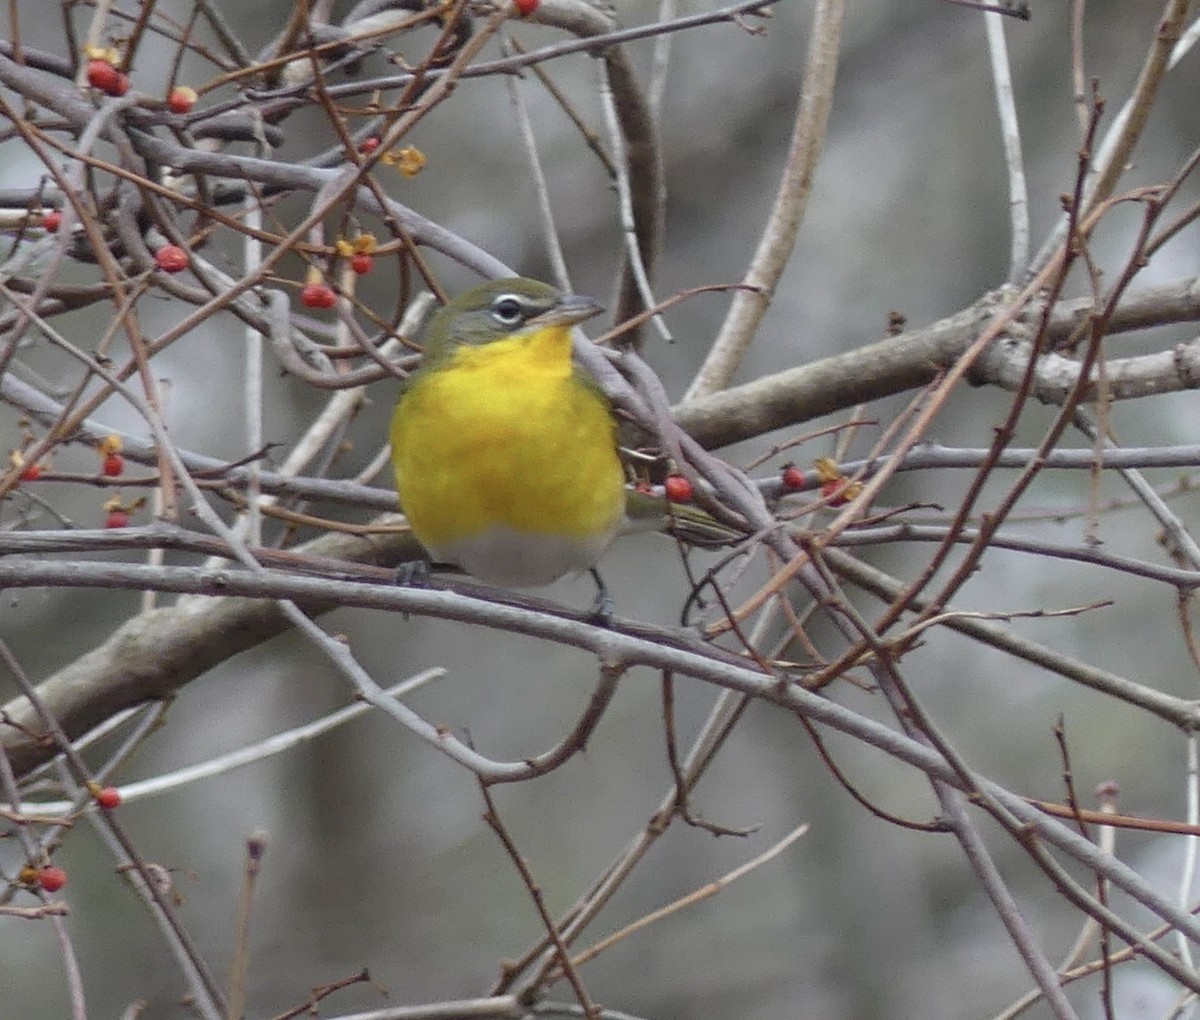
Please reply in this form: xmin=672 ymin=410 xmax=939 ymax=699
xmin=781 ymin=466 xmax=805 ymax=491
xmin=301 ymin=282 xmax=337 ymax=309
xmin=154 ymin=245 xmax=188 ymax=273
xmin=38 ymin=866 xmax=67 ymax=892
xmin=350 ymin=252 xmax=374 ymax=275
xmin=105 ymin=508 xmax=130 ymax=529
xmin=102 ymin=452 xmax=124 ymax=477
xmin=86 ymin=59 xmax=120 ymax=92
xmin=40 ymin=210 xmax=62 ymax=232
xmin=514 ymin=0 xmax=539 ymax=13
xmin=167 ymin=85 xmax=196 ymax=114
xmin=95 ymin=786 xmax=122 ymax=809
xmin=19 ymin=462 xmax=41 ymax=481
xmin=820 ymin=479 xmax=847 ymax=506
xmin=359 ymin=135 xmax=381 ymax=154
xmin=86 ymin=59 xmax=129 ymax=97
xmin=663 ymin=474 xmax=693 ymax=503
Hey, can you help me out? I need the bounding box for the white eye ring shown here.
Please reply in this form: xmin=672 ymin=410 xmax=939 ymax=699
xmin=491 ymin=294 xmax=525 ymax=326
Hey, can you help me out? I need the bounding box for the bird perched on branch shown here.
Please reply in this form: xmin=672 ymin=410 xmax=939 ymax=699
xmin=390 ymin=277 xmax=626 ymax=612
xmin=389 ymin=277 xmax=735 ymax=617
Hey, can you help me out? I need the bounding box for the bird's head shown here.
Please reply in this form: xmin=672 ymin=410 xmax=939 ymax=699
xmin=422 ymin=277 xmax=604 ymax=362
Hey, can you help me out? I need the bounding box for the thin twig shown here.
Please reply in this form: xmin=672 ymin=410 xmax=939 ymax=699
xmin=480 ymin=784 xmax=599 ymax=1018
xmin=984 ymin=10 xmax=1029 ymax=280
xmin=227 ymin=832 xmax=268 ymax=1020
xmin=563 ymin=823 xmax=809 ymax=971
xmin=504 ymin=38 xmax=570 ymax=290
xmin=683 ymin=0 xmax=844 ymax=400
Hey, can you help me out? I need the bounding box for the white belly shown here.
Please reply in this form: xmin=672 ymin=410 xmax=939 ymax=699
xmin=429 ymin=524 xmax=617 ymax=587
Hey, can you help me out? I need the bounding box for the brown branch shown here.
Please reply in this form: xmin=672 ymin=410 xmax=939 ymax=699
xmin=674 ymin=276 xmax=1200 ymax=450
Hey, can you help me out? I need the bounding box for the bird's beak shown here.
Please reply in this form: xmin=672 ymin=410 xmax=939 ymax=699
xmin=532 ymin=293 xmax=604 ymax=329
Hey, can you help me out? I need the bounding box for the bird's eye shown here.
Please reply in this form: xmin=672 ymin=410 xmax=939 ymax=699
xmin=490 ymin=295 xmax=525 ymax=326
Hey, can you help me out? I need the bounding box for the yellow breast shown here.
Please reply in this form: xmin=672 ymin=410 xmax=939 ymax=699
xmin=389 ymin=325 xmax=626 ymax=586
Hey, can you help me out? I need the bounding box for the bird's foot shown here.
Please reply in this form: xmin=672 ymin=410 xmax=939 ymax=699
xmin=587 ymin=567 xmax=615 ymax=627
xmin=395 ymin=559 xmax=432 ymax=586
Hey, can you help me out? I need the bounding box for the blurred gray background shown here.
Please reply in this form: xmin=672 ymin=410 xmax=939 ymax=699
xmin=3 ymin=2 xmax=1200 ymax=1018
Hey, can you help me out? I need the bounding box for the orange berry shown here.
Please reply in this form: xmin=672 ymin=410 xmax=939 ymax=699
xmin=663 ymin=474 xmax=693 ymax=503
xmin=154 ymin=245 xmax=188 ymax=273
xmin=300 ymin=282 xmax=336 ymax=309
xmin=166 ymin=85 xmax=196 ymax=114
xmin=38 ymin=866 xmax=67 ymax=892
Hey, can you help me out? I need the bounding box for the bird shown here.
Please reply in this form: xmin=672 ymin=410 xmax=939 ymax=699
xmin=389 ymin=277 xmax=628 ymax=611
